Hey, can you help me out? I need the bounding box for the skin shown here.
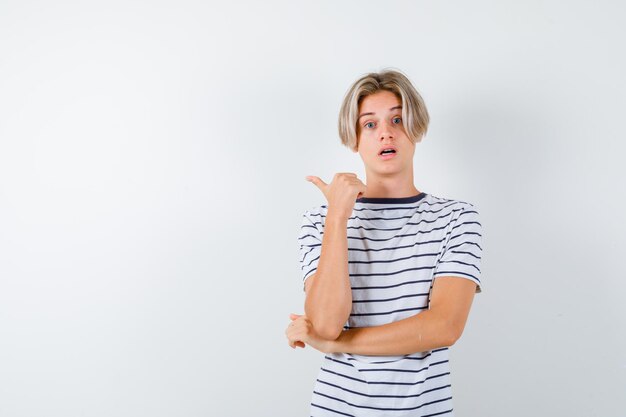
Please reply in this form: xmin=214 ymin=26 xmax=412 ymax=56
xmin=285 ymin=90 xmax=477 ymax=355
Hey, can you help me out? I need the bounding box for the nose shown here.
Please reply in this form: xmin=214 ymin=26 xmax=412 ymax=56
xmin=379 ymin=119 xmax=395 ymax=141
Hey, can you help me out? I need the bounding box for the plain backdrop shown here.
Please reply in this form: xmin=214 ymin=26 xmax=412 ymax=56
xmin=1 ymin=1 xmax=625 ymax=416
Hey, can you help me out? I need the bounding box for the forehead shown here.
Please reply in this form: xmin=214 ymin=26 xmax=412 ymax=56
xmin=359 ymin=90 xmax=401 ymax=112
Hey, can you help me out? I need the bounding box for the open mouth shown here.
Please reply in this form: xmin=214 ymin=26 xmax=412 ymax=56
xmin=379 ymin=148 xmax=397 ymax=159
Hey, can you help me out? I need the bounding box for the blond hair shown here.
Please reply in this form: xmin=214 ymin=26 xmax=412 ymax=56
xmin=338 ymin=68 xmax=430 ymax=152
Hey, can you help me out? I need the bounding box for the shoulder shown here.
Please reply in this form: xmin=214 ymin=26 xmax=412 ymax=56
xmin=300 ymin=204 xmax=328 ymax=233
xmin=301 ymin=203 xmax=327 ymax=219
xmin=427 ymin=193 xmax=478 ymax=211
xmin=425 ymin=194 xmax=480 ymax=227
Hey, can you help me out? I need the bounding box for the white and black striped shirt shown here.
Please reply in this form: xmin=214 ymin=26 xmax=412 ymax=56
xmin=298 ymin=191 xmax=483 ymax=417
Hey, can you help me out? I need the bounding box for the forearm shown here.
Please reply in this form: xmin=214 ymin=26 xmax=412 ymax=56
xmin=304 ymin=213 xmax=352 ymax=340
xmin=327 ymin=309 xmax=457 ymax=356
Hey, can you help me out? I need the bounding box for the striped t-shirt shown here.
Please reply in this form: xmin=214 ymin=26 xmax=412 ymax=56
xmin=297 ymin=191 xmax=483 ymax=417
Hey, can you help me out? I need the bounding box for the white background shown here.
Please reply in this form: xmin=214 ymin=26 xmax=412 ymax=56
xmin=1 ymin=1 xmax=625 ymax=416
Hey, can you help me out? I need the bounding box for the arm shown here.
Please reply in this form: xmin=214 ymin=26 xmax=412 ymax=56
xmin=326 ymin=276 xmax=477 ymax=355
xmin=304 ymin=213 xmax=353 ymax=341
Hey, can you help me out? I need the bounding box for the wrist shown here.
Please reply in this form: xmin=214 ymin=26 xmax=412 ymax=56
xmin=325 ymin=210 xmax=350 ymax=224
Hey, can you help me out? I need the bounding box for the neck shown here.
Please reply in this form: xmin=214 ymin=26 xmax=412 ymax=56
xmin=360 ymin=172 xmax=420 ymax=199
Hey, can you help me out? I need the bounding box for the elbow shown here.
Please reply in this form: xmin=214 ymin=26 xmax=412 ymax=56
xmin=323 ymin=306 xmax=351 ymax=341
xmin=305 ymin=301 xmax=351 ymax=342
xmin=318 ymin=327 xmax=341 ymax=342
xmin=302 ymin=309 xmax=342 ymax=341
xmin=316 ymin=321 xmax=345 ymax=341
xmin=304 ymin=312 xmax=345 ymax=341
xmin=446 ymin=324 xmax=463 ymax=347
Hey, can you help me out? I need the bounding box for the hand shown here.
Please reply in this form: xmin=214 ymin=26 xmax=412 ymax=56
xmin=305 ymin=173 xmax=367 ymax=220
xmin=285 ymin=313 xmax=333 ymax=354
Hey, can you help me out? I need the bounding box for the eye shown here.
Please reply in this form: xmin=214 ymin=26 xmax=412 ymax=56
xmin=364 ymin=122 xmax=374 ymax=129
xmin=393 ymin=117 xmax=402 ymax=124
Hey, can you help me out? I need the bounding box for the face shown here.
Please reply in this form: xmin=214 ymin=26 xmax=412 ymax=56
xmin=355 ymin=90 xmax=416 ymax=176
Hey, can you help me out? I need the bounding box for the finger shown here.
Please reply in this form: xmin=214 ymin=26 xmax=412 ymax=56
xmin=287 ymin=335 xmax=304 ymax=349
xmin=357 ymin=183 xmax=367 ymax=198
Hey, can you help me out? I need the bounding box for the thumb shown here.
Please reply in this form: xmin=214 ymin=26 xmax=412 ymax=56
xmin=305 ymin=175 xmax=327 ymax=191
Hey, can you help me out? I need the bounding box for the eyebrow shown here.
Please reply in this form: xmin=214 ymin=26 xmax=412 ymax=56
xmin=358 ymin=105 xmax=402 ymax=121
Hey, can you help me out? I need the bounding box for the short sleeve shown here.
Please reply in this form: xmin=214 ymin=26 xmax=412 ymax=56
xmin=297 ymin=210 xmax=322 ymax=292
xmin=433 ymin=205 xmax=483 ymax=293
